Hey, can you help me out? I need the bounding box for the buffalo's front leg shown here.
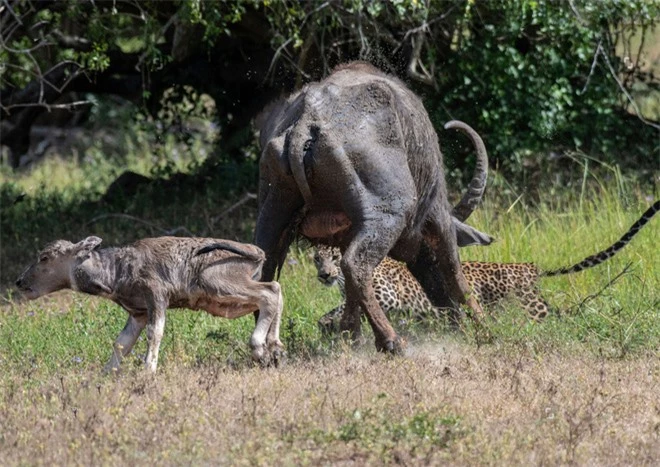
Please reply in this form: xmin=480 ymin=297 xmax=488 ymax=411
xmin=340 ymin=217 xmax=407 ymax=353
xmin=412 ymin=204 xmax=484 ymax=323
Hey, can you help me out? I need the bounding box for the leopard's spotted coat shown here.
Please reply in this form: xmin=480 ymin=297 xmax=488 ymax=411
xmin=314 ymin=201 xmax=658 ymax=334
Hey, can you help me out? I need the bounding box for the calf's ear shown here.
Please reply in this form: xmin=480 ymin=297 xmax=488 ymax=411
xmin=452 ymin=218 xmax=494 ymax=247
xmin=73 ymin=236 xmax=103 ymax=257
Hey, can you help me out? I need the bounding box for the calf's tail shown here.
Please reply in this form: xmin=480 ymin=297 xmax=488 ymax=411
xmin=196 ymin=241 xmax=265 ymax=263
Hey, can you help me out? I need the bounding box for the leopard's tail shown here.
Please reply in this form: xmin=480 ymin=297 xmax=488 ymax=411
xmin=542 ymin=200 xmax=658 ymax=277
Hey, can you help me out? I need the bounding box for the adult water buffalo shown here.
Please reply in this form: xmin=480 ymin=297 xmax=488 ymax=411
xmin=255 ymin=61 xmax=492 ymax=352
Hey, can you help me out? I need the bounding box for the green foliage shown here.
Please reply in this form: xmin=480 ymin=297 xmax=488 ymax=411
xmin=3 ymin=0 xmax=657 ymax=182
xmin=180 ymin=0 xmax=248 ymax=45
xmin=430 ymin=0 xmax=659 ymax=176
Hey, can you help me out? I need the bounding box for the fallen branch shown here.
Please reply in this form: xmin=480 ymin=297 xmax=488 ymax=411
xmin=210 ymin=192 xmax=257 ymax=226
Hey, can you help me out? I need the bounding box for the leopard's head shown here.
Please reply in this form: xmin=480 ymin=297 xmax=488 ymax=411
xmin=313 ymin=245 xmax=344 ymax=288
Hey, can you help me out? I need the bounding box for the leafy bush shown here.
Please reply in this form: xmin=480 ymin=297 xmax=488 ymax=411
xmin=430 ymin=0 xmax=659 ymax=176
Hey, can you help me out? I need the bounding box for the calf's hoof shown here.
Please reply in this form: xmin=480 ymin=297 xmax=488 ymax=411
xmin=270 ymin=348 xmax=287 ymax=368
xmin=251 ymin=344 xmax=267 ymax=366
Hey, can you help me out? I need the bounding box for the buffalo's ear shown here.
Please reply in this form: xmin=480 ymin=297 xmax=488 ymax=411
xmin=452 ymin=218 xmax=494 ymax=247
xmin=72 ymin=236 xmax=103 ymax=257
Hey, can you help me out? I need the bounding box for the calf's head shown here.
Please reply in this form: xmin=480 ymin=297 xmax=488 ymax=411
xmin=16 ymin=236 xmax=103 ymax=299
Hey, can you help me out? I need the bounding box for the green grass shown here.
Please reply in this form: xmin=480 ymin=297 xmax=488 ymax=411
xmin=1 ymin=179 xmax=657 ymax=378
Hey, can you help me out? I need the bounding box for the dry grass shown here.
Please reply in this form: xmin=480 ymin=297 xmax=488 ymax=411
xmin=1 ymin=341 xmax=657 ymax=466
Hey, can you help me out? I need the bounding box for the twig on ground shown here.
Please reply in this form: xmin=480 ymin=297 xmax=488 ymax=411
xmin=567 ymin=262 xmax=633 ymax=314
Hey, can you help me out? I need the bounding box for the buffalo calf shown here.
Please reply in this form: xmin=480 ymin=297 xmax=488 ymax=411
xmin=16 ymin=236 xmax=284 ymax=372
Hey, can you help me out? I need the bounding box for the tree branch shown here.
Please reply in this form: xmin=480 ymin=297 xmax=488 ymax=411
xmin=85 ymin=213 xmax=195 ymax=237
xmin=579 ymin=37 xmax=602 ymax=95
xmin=209 ymin=192 xmax=257 ymax=226
xmin=407 ymin=31 xmax=437 ymax=89
xmin=52 ymin=30 xmax=91 ymax=51
xmin=1 ymin=61 xmax=83 ymax=112
xmin=597 ymin=41 xmax=660 ymax=130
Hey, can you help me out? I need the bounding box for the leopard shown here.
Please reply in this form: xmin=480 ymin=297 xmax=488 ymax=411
xmin=313 ymin=201 xmax=658 ymax=334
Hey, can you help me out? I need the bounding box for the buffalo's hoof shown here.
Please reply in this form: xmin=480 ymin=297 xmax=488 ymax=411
xmin=376 ymin=336 xmax=406 ymax=355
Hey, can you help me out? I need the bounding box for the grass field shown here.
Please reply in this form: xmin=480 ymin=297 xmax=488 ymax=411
xmin=1 ymin=149 xmax=659 ymax=464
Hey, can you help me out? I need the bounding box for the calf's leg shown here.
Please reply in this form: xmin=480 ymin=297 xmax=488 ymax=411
xmin=239 ymin=280 xmax=285 ymax=365
xmin=105 ymin=314 xmax=147 ymax=373
xmin=264 ymin=282 xmax=285 ymax=360
xmin=145 ymin=295 xmax=167 ymax=373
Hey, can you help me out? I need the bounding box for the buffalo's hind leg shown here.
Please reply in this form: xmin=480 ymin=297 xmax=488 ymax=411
xmin=340 ymin=217 xmax=407 ymax=353
xmin=254 ymin=188 xmax=302 ymax=283
xmin=253 ymin=189 xmax=300 ymax=332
